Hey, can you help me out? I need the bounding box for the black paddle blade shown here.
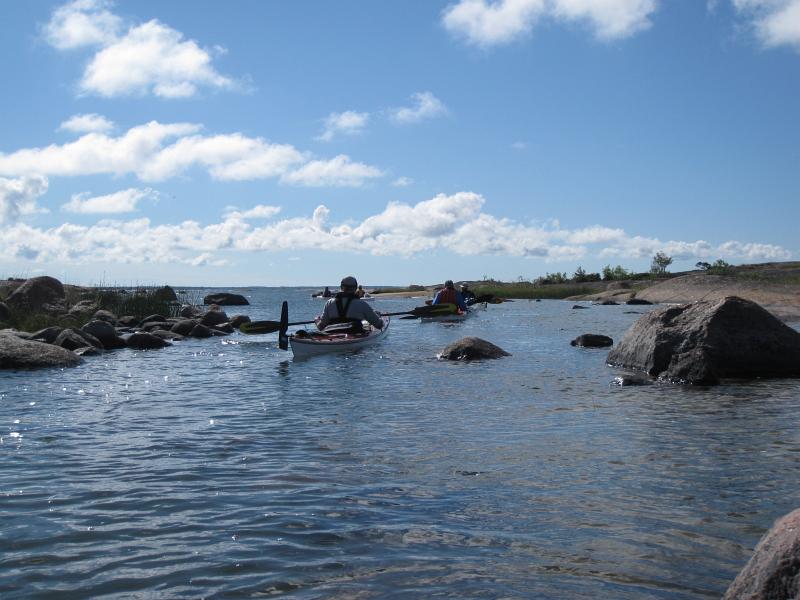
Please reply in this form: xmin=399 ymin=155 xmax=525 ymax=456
xmin=239 ymin=320 xmax=281 ymax=334
xmin=278 ymin=301 xmax=289 ymax=351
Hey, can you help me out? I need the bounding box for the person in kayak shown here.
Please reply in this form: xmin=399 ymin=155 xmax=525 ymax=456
xmin=355 ymin=285 xmax=366 ymax=298
xmin=459 ymin=283 xmax=477 ymax=305
xmin=322 ymin=286 xmax=332 ymax=298
xmin=317 ymin=276 xmax=384 ymax=332
xmin=431 ymin=280 xmax=467 ymax=312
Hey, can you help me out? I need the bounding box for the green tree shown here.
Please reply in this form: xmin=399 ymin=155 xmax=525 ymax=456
xmin=650 ymin=252 xmax=673 ymax=275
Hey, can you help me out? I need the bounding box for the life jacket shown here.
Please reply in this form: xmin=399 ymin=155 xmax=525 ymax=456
xmin=436 ymin=287 xmax=458 ymax=305
xmin=326 ymin=292 xmax=364 ymax=332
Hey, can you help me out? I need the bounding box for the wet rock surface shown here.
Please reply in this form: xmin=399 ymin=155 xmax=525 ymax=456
xmin=439 ymin=337 xmax=510 ymax=361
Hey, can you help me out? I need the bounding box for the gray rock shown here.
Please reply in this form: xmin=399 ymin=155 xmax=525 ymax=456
xmin=229 ymin=314 xmax=251 ymax=328
xmin=171 ymin=319 xmax=197 ymax=336
xmin=54 ymin=328 xmax=104 ymax=351
xmin=724 ymin=508 xmax=800 ymax=600
xmin=68 ymin=299 xmax=98 ymax=317
xmin=0 ymin=332 xmax=82 ymax=369
xmin=142 ymin=321 xmax=173 ymax=333
xmin=571 ymin=334 xmax=613 ymax=347
xmin=607 ymin=296 xmax=800 ymax=385
xmin=200 ymin=308 xmax=229 ymax=327
xmin=189 ymin=323 xmax=213 ymax=338
xmin=74 ymin=345 xmax=103 ymax=357
xmin=92 ymin=309 xmax=117 ymax=324
xmin=140 ymin=314 xmax=169 ymax=326
xmin=6 ymin=276 xmax=66 ymax=314
xmin=150 ymin=330 xmax=185 ymax=341
xmin=180 ymin=304 xmax=204 ymax=319
xmin=203 ymin=292 xmax=249 ymax=305
xmin=212 ymin=323 xmax=234 ymax=334
xmin=118 ymin=315 xmax=138 ymax=327
xmin=1 ymin=328 xmax=32 ymax=340
xmin=126 ymin=332 xmax=171 ymax=349
xmin=30 ymin=326 xmax=64 ymax=344
xmin=0 ymin=301 xmax=10 ymax=323
xmin=572 ymin=304 xmax=590 ymax=310
xmin=82 ymin=320 xmax=123 ymax=348
xmin=611 ymin=375 xmax=652 ymax=386
xmin=153 ymin=285 xmax=178 ymax=302
xmin=594 ymin=299 xmax=619 ymax=305
xmin=625 ymin=298 xmax=653 ymax=305
xmin=439 ymin=337 xmax=511 ymax=361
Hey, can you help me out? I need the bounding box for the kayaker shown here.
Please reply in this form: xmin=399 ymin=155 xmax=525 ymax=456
xmin=322 ymin=286 xmax=332 ymax=298
xmin=459 ymin=283 xmax=477 ymax=305
xmin=317 ymin=276 xmax=384 ymax=332
xmin=431 ymin=280 xmax=467 ymax=311
xmin=355 ymin=285 xmax=366 ymax=298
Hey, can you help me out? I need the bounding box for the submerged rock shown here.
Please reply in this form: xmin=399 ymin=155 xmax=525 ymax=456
xmin=607 ymin=296 xmax=800 ymax=385
xmin=571 ymin=334 xmax=613 ymax=348
xmin=0 ymin=333 xmax=82 ymax=369
xmin=439 ymin=337 xmax=510 ymax=361
xmin=626 ymin=298 xmax=653 ymax=305
xmin=724 ymin=508 xmax=800 ymax=600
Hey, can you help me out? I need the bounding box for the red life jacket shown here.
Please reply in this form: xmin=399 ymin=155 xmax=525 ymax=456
xmin=436 ymin=288 xmax=457 ymax=306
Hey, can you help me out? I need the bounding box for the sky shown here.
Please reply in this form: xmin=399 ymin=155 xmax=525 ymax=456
xmin=0 ymin=0 xmax=798 ymax=287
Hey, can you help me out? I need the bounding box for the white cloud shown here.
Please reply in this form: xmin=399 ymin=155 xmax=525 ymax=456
xmin=281 ymin=155 xmax=384 ymax=187
xmin=43 ymin=0 xmax=121 ymax=50
xmin=44 ymin=1 xmax=234 ymax=98
xmin=389 ymin=92 xmax=448 ymax=124
xmin=58 ymin=113 xmax=115 ymax=134
xmin=223 ymin=204 xmax=282 ymax=220
xmin=0 ymin=175 xmax=49 ymax=225
xmin=733 ymin=0 xmax=800 ymax=48
xmin=511 ymin=141 xmax=528 ymax=150
xmin=392 ymin=176 xmax=414 ymax=187
xmin=442 ymin=0 xmax=658 ymax=45
xmin=62 ymin=187 xmax=157 ymax=214
xmin=316 ymin=111 xmax=369 ymax=142
xmin=0 ymin=120 xmax=382 ymax=187
xmin=0 ymin=191 xmax=791 ymax=266
xmin=443 ymin=0 xmax=546 ymax=47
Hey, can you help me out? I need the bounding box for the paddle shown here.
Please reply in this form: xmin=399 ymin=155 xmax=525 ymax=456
xmin=239 ymin=303 xmax=459 ymax=335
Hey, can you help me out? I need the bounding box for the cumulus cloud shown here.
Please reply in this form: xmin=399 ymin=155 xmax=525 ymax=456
xmin=1 ymin=191 xmax=790 ymax=266
xmin=316 ymin=111 xmax=369 ymax=142
xmin=733 ymin=0 xmax=800 ymax=48
xmin=442 ymin=0 xmax=658 ymax=46
xmin=0 ymin=175 xmax=49 ymax=224
xmin=43 ymin=0 xmax=234 ymax=98
xmin=281 ymin=155 xmax=384 ymax=187
xmin=223 ymin=204 xmax=282 ymax=220
xmin=389 ymin=92 xmax=448 ymax=124
xmin=0 ymin=120 xmax=382 ymax=187
xmin=58 ymin=113 xmax=115 ymax=134
xmin=392 ymin=176 xmax=414 ymax=187
xmin=62 ymin=187 xmax=157 ymax=214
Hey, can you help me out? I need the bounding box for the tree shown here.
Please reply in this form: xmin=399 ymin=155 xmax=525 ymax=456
xmin=695 ymin=261 xmax=711 ymax=271
xmin=573 ymin=266 xmax=587 ymax=282
xmin=651 ymin=252 xmax=673 ymax=275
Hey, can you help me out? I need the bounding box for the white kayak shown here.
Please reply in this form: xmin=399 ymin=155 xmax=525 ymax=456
xmin=289 ymin=316 xmax=390 ymax=358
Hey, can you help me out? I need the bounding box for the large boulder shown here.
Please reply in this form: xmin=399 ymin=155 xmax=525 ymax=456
xmin=0 ymin=333 xmax=82 ymax=369
xmin=229 ymin=314 xmax=251 ymax=328
xmin=68 ymin=300 xmax=98 ymax=318
xmin=153 ymin=285 xmax=178 ymax=302
xmin=200 ymin=308 xmax=229 ymax=327
xmin=92 ymin=309 xmax=117 ymax=324
xmin=30 ymin=326 xmax=64 ymax=344
xmin=439 ymin=337 xmax=510 ymax=361
xmin=54 ymin=328 xmax=104 ymax=351
xmin=607 ymin=296 xmax=800 ymax=385
xmin=125 ymin=332 xmax=171 ymax=349
xmin=0 ymin=301 xmax=10 ymax=323
xmin=724 ymin=508 xmax=800 ymax=600
xmin=170 ymin=319 xmax=198 ymax=336
xmin=5 ymin=276 xmax=66 ymax=314
xmin=203 ymin=293 xmax=249 ymax=306
xmin=81 ymin=320 xmax=126 ymax=349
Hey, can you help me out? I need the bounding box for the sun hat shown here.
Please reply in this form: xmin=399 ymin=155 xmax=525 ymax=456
xmin=341 ymin=276 xmax=358 ymax=289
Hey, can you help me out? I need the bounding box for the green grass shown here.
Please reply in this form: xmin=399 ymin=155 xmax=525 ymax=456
xmin=473 ymin=282 xmax=597 ymax=300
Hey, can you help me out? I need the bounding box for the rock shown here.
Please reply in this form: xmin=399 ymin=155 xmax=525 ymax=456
xmin=54 ymin=328 xmax=104 ymax=351
xmin=626 ymin=298 xmax=653 ymax=305
xmin=142 ymin=321 xmax=173 ymax=333
xmin=229 ymin=314 xmax=251 ymax=328
xmin=30 ymin=326 xmax=64 ymax=344
xmin=149 ymin=330 xmax=184 ymax=341
xmin=125 ymin=332 xmax=171 ymax=349
xmin=92 ymin=309 xmax=117 ymax=324
xmin=180 ymin=304 xmax=204 ymax=319
xmin=68 ymin=299 xmax=98 ymax=318
xmin=6 ymin=276 xmax=66 ymax=314
xmin=0 ymin=332 xmax=82 ymax=369
xmin=153 ymin=285 xmax=178 ymax=302
xmin=724 ymin=508 xmax=800 ymax=600
xmin=594 ymin=299 xmax=619 ymax=305
xmin=203 ymin=292 xmax=249 ymax=306
xmin=140 ymin=314 xmax=169 ymax=326
xmin=607 ymin=281 xmax=631 ymax=290
xmin=200 ymin=308 xmax=229 ymax=327
xmin=0 ymin=301 xmax=10 ymax=323
xmin=171 ymin=319 xmax=197 ymax=336
xmin=189 ymin=323 xmax=213 ymax=338
xmin=439 ymin=337 xmax=511 ymax=361
xmin=571 ymin=334 xmax=613 ymax=347
xmin=118 ymin=315 xmax=138 ymax=327
xmin=212 ymin=323 xmax=234 ymax=334
xmin=1 ymin=329 xmax=31 ymax=340
xmin=607 ymin=296 xmax=800 ymax=385
xmin=81 ymin=320 xmax=126 ymax=349
xmin=74 ymin=345 xmax=103 ymax=357
xmin=611 ymin=375 xmax=652 ymax=386
xmin=572 ymin=305 xmax=590 ymax=310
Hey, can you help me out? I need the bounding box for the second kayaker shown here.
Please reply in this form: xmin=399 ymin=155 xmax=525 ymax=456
xmin=431 ymin=280 xmax=467 ymax=312
xmin=317 ymin=276 xmax=384 ymax=332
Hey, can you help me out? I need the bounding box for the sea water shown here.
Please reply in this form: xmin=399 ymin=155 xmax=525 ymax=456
xmin=2 ymin=288 xmax=799 ymax=598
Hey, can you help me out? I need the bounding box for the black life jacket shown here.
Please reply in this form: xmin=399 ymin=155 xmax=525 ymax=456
xmin=326 ymin=292 xmax=364 ymax=332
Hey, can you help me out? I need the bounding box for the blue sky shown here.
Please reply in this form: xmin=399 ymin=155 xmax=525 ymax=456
xmin=0 ymin=0 xmax=798 ymax=287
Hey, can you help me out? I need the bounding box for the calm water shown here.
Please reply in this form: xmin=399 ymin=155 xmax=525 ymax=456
xmin=2 ymin=288 xmax=800 ymax=599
